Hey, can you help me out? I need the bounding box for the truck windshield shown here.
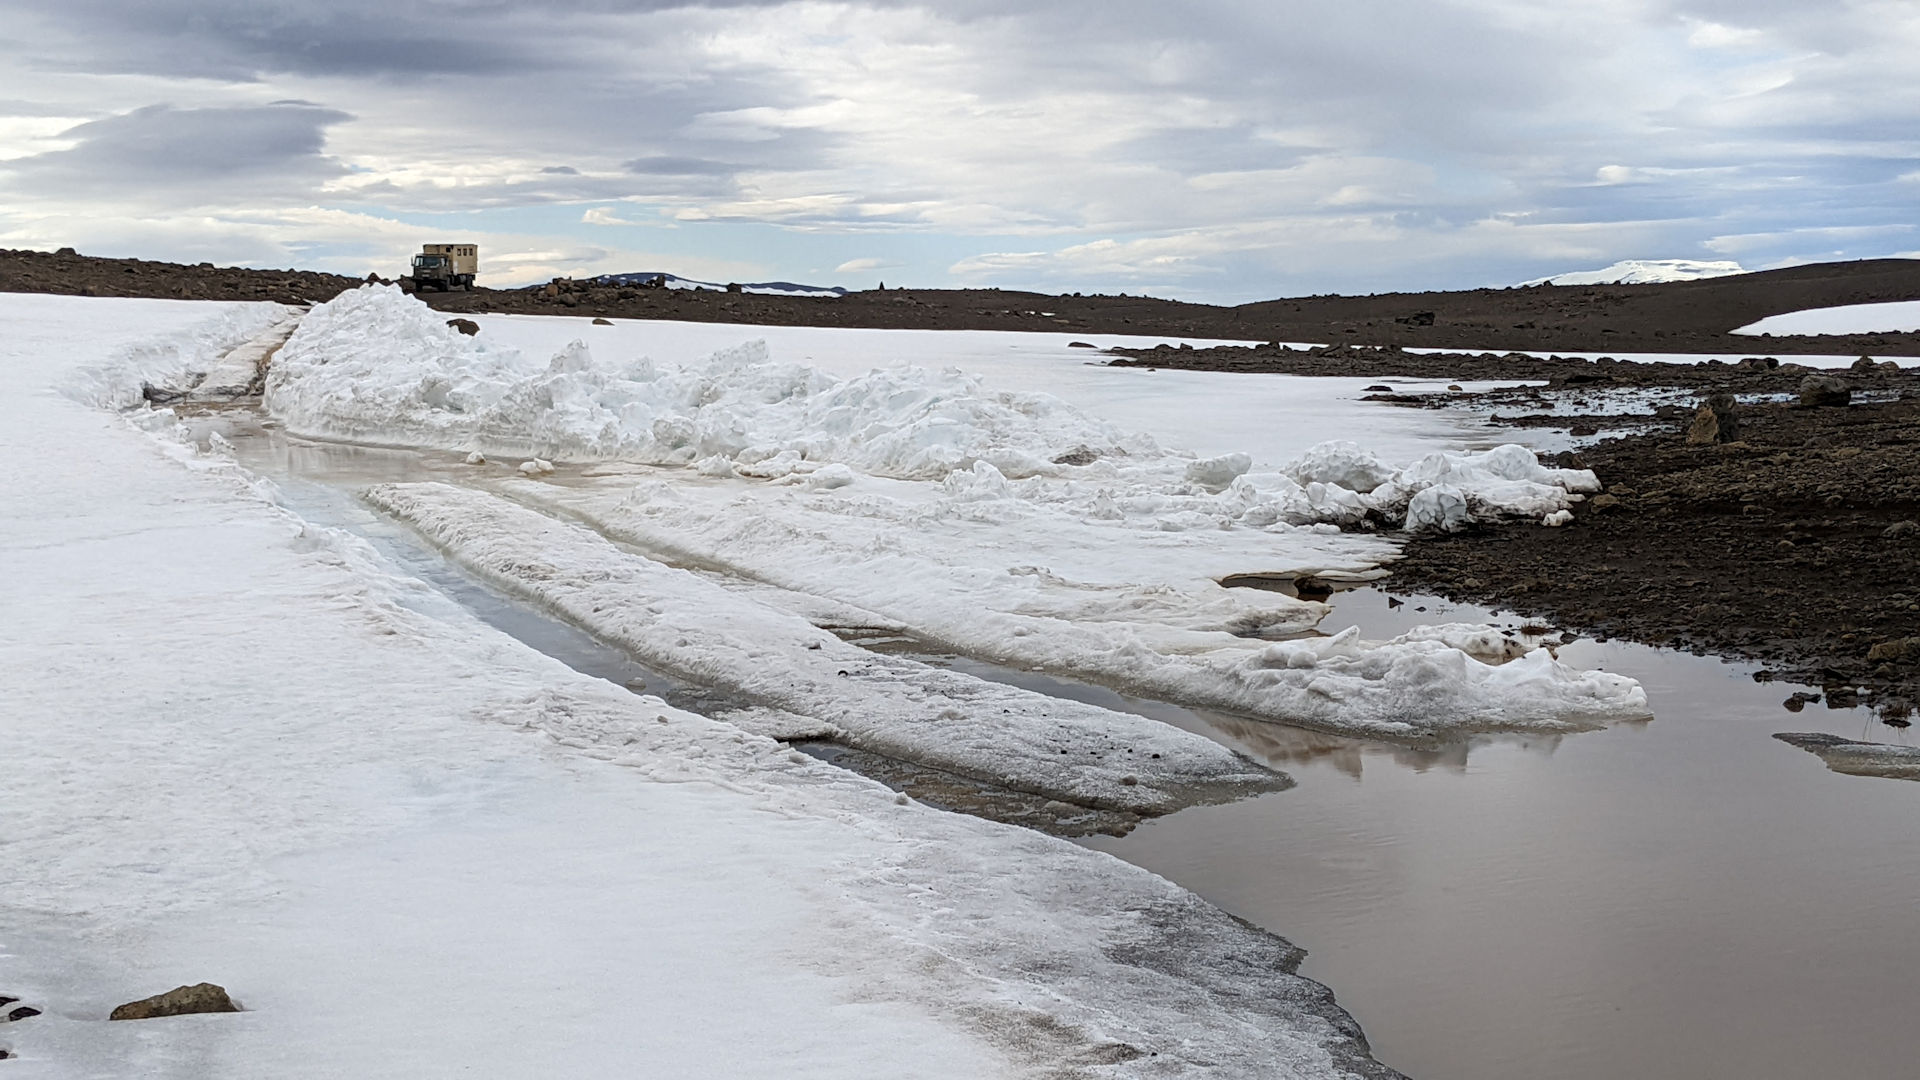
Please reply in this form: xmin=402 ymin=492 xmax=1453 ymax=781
xmin=413 ymin=255 xmax=445 ymax=267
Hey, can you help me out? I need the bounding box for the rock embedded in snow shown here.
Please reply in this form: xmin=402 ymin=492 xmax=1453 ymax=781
xmin=110 ymin=983 xmax=240 ymax=1021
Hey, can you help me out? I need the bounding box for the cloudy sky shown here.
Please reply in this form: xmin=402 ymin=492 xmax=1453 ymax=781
xmin=1 ymin=1 xmax=1915 ymax=299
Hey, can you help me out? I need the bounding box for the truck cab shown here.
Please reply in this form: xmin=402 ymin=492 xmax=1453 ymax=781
xmin=410 ymin=244 xmax=478 ymax=292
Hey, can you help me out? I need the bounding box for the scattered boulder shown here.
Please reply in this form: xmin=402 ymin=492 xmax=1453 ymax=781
xmin=1852 ymin=355 xmax=1877 ymax=372
xmin=1735 ymin=356 xmax=1779 ymax=370
xmin=591 ymin=317 xmax=613 ymax=325
xmin=1884 ymin=520 xmax=1919 ymax=539
xmin=1866 ymin=637 xmax=1920 ymax=664
xmin=1395 ymin=311 xmax=1436 ymax=326
xmin=445 ymin=318 xmax=479 ymax=336
xmin=1363 ymin=384 xmax=1392 ymax=392
xmin=1051 ymin=446 xmax=1101 ymax=467
xmin=1798 ymin=375 xmax=1851 ymax=407
xmin=1588 ymin=493 xmax=1621 ymax=513
xmin=1685 ymin=393 xmax=1741 ymax=445
xmin=1067 ymin=341 xmax=1096 ymax=349
xmin=110 ymin=983 xmax=239 ymax=1021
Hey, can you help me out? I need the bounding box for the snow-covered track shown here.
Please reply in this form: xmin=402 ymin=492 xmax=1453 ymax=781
xmin=365 ymin=481 xmax=1282 ymax=813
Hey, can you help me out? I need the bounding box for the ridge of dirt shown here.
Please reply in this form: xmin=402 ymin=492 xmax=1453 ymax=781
xmin=1386 ymin=392 xmax=1920 ymax=713
xmin=4 ymin=246 xmax=1918 ymax=355
xmin=1107 ymin=343 xmax=1920 ymax=390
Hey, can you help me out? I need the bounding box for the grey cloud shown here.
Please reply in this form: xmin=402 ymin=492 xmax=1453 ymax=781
xmin=2 ymin=103 xmax=350 ymax=202
xmin=624 ymin=156 xmax=740 ymax=176
xmin=1 ymin=0 xmax=1914 ymax=295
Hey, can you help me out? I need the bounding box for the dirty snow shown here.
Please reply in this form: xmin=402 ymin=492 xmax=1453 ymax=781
xmin=3 ymin=292 xmax=1397 ymax=1078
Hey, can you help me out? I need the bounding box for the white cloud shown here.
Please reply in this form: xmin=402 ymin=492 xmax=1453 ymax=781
xmin=834 ymin=256 xmax=899 ymax=272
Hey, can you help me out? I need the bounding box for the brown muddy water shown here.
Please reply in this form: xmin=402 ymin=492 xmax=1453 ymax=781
xmin=196 ymin=414 xmax=1920 ymax=1080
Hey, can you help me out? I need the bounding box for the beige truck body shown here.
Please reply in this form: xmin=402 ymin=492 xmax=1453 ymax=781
xmin=410 ymin=243 xmax=478 ymax=290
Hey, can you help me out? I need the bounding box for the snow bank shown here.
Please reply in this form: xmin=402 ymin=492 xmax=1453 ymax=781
xmin=268 ymin=286 xmax=1599 ymax=532
xmin=64 ymin=301 xmax=289 ymax=410
xmin=267 ymin=284 xmax=1155 ymax=480
xmin=1732 ymin=300 xmax=1920 ymax=337
xmin=509 ymin=482 xmax=1648 ymax=740
xmin=366 ymin=481 xmax=1279 ymax=812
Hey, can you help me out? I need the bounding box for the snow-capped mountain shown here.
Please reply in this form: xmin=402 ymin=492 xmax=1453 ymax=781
xmin=584 ymin=271 xmax=847 ymax=297
xmin=1520 ymin=259 xmax=1747 ymax=286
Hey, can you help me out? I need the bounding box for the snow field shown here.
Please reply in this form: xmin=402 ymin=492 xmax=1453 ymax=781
xmin=1732 ymin=299 xmax=1920 ymax=337
xmin=363 ymin=480 xmax=1281 ymax=812
xmin=5 ymin=293 xmax=1397 ymax=1078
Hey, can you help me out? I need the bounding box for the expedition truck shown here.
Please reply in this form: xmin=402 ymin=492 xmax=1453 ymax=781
xmin=409 ymin=243 xmax=478 ymax=291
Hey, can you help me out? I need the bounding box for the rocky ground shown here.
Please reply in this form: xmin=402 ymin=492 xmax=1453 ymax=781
xmin=1389 ymin=386 xmax=1920 ymax=713
xmin=4 ymin=245 xmax=1918 ymax=355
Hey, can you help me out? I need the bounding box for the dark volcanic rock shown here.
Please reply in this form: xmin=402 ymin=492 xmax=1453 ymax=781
xmin=445 ymin=317 xmax=479 ymax=336
xmin=1686 ymin=393 xmax=1741 ymax=445
xmin=1799 ymin=375 xmax=1852 ymax=407
xmin=110 ymin=983 xmax=240 ymax=1021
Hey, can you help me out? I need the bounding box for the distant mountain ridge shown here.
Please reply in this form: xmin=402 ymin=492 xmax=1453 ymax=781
xmin=1521 ymin=259 xmax=1748 ymax=287
xmin=583 ymin=271 xmax=847 ymax=297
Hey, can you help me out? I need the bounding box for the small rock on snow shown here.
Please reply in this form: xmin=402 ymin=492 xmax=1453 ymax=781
xmin=109 ymin=983 xmax=240 ymax=1021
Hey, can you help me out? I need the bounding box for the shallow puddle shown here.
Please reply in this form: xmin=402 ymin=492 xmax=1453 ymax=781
xmin=1083 ymin=586 xmax=1920 ymax=1080
xmin=193 ymin=410 xmax=1920 ymax=1080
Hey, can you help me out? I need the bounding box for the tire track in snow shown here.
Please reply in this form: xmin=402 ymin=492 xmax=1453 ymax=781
xmin=365 ymin=481 xmax=1284 ymax=814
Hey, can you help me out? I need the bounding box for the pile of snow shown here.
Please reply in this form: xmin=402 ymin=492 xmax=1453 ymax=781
xmin=1732 ymin=300 xmax=1920 ymax=337
xmin=267 ymin=286 xmax=1597 ymax=533
xmin=267 ymin=285 xmax=1155 ymax=480
xmin=1521 ymin=259 xmax=1746 ymax=287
